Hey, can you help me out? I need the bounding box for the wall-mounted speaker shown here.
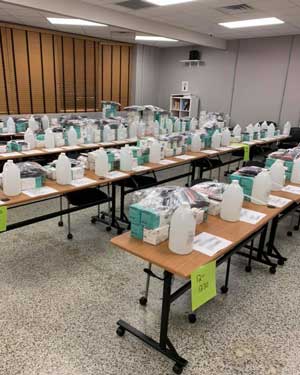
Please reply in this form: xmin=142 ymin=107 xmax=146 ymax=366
xmin=189 ymin=50 xmax=201 ymax=60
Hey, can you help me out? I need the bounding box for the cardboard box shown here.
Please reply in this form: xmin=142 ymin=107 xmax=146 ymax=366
xmin=143 ymin=225 xmax=169 ymax=245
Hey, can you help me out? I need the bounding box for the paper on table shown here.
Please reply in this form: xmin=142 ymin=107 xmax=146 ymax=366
xmin=99 ymin=142 xmax=113 ymax=146
xmin=23 ymin=186 xmax=58 ymax=197
xmin=193 ymin=232 xmax=232 ymax=257
xmin=105 ymin=171 xmax=129 ymax=179
xmin=216 ymin=147 xmax=232 ymax=151
xmin=127 ymin=137 xmax=138 ymax=142
xmin=201 ymin=150 xmax=218 ymax=155
xmin=243 ymin=141 xmax=256 ymax=145
xmin=21 ymin=150 xmax=44 ymax=155
xmin=0 ymin=200 xmax=5 ymax=205
xmin=175 ymin=155 xmax=195 ymax=160
xmin=0 ymin=152 xmax=22 ymax=157
xmin=62 ymin=145 xmax=81 ymax=150
xmin=240 ymin=208 xmax=266 ymax=225
xmin=70 ymin=177 xmax=97 ymax=187
xmin=268 ymin=195 xmax=292 ymax=208
xmin=43 ymin=148 xmax=62 ymax=152
xmin=281 ymin=185 xmax=300 ymax=195
xmin=159 ymin=159 xmax=176 ymax=165
xmin=80 ymin=143 xmax=98 ymax=148
xmin=132 ymin=166 xmax=151 ymax=172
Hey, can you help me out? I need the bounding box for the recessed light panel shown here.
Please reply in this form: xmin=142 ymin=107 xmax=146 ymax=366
xmin=47 ymin=18 xmax=107 ymax=26
xmin=135 ymin=36 xmax=178 ymax=41
xmin=145 ymin=0 xmax=194 ymax=6
xmin=219 ymin=17 xmax=284 ymax=29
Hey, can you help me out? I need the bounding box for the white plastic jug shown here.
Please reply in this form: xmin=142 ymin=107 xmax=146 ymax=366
xmin=261 ymin=121 xmax=268 ymax=131
xmin=120 ymin=145 xmax=133 ymax=171
xmin=166 ymin=119 xmax=173 ymax=134
xmin=267 ymin=123 xmax=275 ymax=138
xmin=24 ymin=128 xmax=36 ymax=150
xmin=2 ymin=160 xmax=21 ymax=196
xmin=221 ymin=128 xmax=231 ymax=147
xmin=6 ymin=117 xmax=16 ymax=133
xmin=41 ymin=115 xmax=49 ymax=130
xmin=220 ymin=180 xmax=244 ymax=222
xmin=291 ymin=158 xmax=300 ymax=184
xmin=149 ymin=140 xmax=161 ymax=163
xmin=153 ymin=120 xmax=160 ymax=137
xmin=129 ymin=121 xmax=137 ymax=139
xmin=56 ymin=153 xmax=72 ymax=185
xmin=254 ymin=123 xmax=261 ymax=139
xmin=28 ymin=116 xmax=38 ymax=132
xmin=137 ymin=120 xmax=145 ymax=138
xmin=86 ymin=124 xmax=95 ymax=143
xmin=190 ymin=118 xmax=198 ymax=132
xmin=103 ymin=125 xmax=112 ymax=142
xmin=95 ymin=148 xmax=109 ymax=177
xmin=169 ymin=202 xmax=196 ymax=255
xmin=270 ymin=159 xmax=286 ymax=190
xmin=45 ymin=128 xmax=55 ymax=149
xmin=233 ymin=124 xmax=241 ymax=137
xmin=283 ymin=121 xmax=291 ymax=136
xmin=181 ymin=121 xmax=186 ymax=133
xmin=246 ymin=123 xmax=254 ymax=135
xmin=251 ymin=170 xmax=272 ymax=205
xmin=174 ymin=118 xmax=181 ymax=133
xmin=117 ymin=124 xmax=127 ymax=140
xmin=67 ymin=126 xmax=78 ymax=146
xmin=211 ymin=131 xmax=221 ymax=149
xmin=191 ymin=134 xmax=202 ymax=152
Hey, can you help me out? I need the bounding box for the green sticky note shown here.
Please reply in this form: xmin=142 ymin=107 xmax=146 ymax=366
xmin=191 ymin=261 xmax=216 ymax=311
xmin=243 ymin=144 xmax=250 ymax=161
xmin=0 ymin=206 xmax=7 ymax=232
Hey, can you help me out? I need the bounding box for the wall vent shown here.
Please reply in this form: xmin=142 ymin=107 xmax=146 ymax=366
xmin=217 ymin=3 xmax=255 ymax=15
xmin=117 ymin=0 xmax=156 ymax=10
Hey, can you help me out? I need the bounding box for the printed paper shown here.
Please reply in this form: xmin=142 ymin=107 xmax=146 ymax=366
xmin=193 ymin=232 xmax=232 ymax=256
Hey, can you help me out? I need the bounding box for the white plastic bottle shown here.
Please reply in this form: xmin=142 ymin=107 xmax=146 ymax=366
xmin=246 ymin=123 xmax=254 ymax=134
xmin=6 ymin=117 xmax=16 ymax=133
xmin=44 ymin=128 xmax=55 ymax=149
xmin=211 ymin=130 xmax=221 ymax=149
xmin=41 ymin=115 xmax=49 ymax=130
xmin=181 ymin=121 xmax=186 ymax=133
xmin=149 ymin=140 xmax=161 ymax=163
xmin=190 ymin=117 xmax=198 ymax=132
xmin=2 ymin=160 xmax=21 ymax=196
xmin=95 ymin=148 xmax=109 ymax=177
xmin=221 ymin=128 xmax=231 ymax=147
xmin=56 ymin=153 xmax=72 ymax=185
xmin=120 ymin=145 xmax=133 ymax=171
xmin=67 ymin=126 xmax=78 ymax=146
xmin=291 ymin=158 xmax=300 ymax=184
xmin=129 ymin=121 xmax=137 ymax=139
xmin=267 ymin=123 xmax=275 ymax=138
xmin=261 ymin=121 xmax=268 ymax=131
xmin=191 ymin=134 xmax=202 ymax=152
xmin=137 ymin=120 xmax=146 ymax=138
xmin=169 ymin=202 xmax=196 ymax=255
xmin=270 ymin=159 xmax=286 ymax=190
xmin=174 ymin=118 xmax=181 ymax=133
xmin=220 ymin=180 xmax=244 ymax=222
xmin=86 ymin=123 xmax=95 ymax=143
xmin=283 ymin=121 xmax=291 ymax=136
xmin=103 ymin=124 xmax=111 ymax=142
xmin=28 ymin=115 xmax=38 ymax=132
xmin=233 ymin=124 xmax=241 ymax=137
xmin=251 ymin=170 xmax=272 ymax=205
xmin=166 ymin=119 xmax=173 ymax=134
xmin=24 ymin=128 xmax=36 ymax=150
xmin=254 ymin=123 xmax=261 ymax=139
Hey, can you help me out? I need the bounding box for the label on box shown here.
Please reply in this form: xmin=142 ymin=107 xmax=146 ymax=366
xmin=175 ymin=155 xmax=195 ymax=160
xmin=191 ymin=261 xmax=216 ymax=311
xmin=268 ymin=195 xmax=292 ymax=208
xmin=0 ymin=152 xmax=22 ymax=157
xmin=281 ymin=185 xmax=300 ymax=195
xmin=159 ymin=159 xmax=176 ymax=165
xmin=193 ymin=232 xmax=232 ymax=256
xmin=240 ymin=208 xmax=266 ymax=224
xmin=70 ymin=177 xmax=97 ymax=187
xmin=132 ymin=166 xmax=151 ymax=172
xmin=23 ymin=186 xmax=58 ymax=197
xmin=105 ymin=171 xmax=129 ymax=180
xmin=201 ymin=150 xmax=218 ymax=155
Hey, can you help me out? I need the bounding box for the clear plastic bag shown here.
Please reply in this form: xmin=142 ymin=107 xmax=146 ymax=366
xmin=191 ymin=181 xmax=228 ymax=201
xmin=16 ymin=161 xmax=48 ymax=178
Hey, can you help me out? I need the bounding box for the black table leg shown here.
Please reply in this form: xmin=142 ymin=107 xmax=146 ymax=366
xmin=267 ymin=217 xmax=287 ymax=265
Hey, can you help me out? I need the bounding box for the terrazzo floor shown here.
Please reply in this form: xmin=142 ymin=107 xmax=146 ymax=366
xmin=1 ymin=174 xmax=300 ymax=375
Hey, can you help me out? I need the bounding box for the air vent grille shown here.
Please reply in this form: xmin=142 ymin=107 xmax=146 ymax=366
xmin=117 ymin=0 xmax=156 ymax=10
xmin=217 ymin=3 xmax=254 ymax=15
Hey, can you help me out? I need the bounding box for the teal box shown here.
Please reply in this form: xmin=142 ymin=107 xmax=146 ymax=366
xmin=107 ymin=152 xmax=115 ymax=163
xmin=260 ymin=130 xmax=266 ymax=139
xmin=143 ymin=154 xmax=150 ymax=164
xmin=131 ymin=223 xmax=144 ymax=240
xmin=286 ymin=171 xmax=292 ymax=181
xmin=35 ymin=176 xmax=44 ymax=188
xmin=265 ymin=158 xmax=293 ymax=174
xmin=137 ymin=156 xmax=144 ymax=165
xmin=15 ymin=120 xmax=28 ymax=133
xmin=206 ymin=128 xmax=214 ymax=136
xmin=36 ymin=133 xmax=45 ymax=141
xmin=141 ymin=207 xmax=161 ymax=229
xmin=230 ymin=173 xmax=254 ymax=198
xmin=242 ymin=133 xmax=250 ymax=142
xmin=129 ymin=203 xmax=143 ymax=225
xmin=253 ymin=132 xmax=258 ymax=140
xmin=204 ymin=135 xmax=211 ymax=148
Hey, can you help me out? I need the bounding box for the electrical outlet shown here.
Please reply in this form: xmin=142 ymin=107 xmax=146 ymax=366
xmin=181 ymin=81 xmax=189 ymax=92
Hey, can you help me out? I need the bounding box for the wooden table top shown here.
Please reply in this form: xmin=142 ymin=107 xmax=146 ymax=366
xmin=111 ymin=196 xmax=295 ymax=279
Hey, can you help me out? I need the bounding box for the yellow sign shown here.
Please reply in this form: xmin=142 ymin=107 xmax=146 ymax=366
xmin=191 ymin=261 xmax=216 ymax=311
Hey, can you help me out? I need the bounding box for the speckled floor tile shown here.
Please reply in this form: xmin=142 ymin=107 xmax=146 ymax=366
xmin=1 ymin=169 xmax=300 ymax=374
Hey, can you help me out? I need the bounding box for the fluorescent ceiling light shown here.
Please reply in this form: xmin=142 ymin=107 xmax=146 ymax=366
xmin=219 ymin=17 xmax=284 ymax=29
xmin=145 ymin=0 xmax=194 ymax=6
xmin=47 ymin=18 xmax=107 ymax=26
xmin=135 ymin=36 xmax=178 ymax=42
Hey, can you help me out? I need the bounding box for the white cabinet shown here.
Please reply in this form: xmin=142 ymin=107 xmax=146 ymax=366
xmin=170 ymin=94 xmax=199 ymax=119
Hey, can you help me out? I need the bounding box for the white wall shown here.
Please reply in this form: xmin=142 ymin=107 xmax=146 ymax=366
xmin=133 ymin=36 xmax=300 ymax=128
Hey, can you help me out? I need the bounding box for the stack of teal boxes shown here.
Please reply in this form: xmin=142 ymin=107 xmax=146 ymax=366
xmin=230 ymin=172 xmax=253 ymax=201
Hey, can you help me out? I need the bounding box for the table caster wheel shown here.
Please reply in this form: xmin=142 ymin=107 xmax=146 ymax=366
xmin=101 ymin=213 xmax=106 ymax=220
xmin=58 ymin=221 xmax=64 ymax=227
xmin=277 ymin=259 xmax=285 ymax=266
xmin=188 ymin=313 xmax=196 ymax=324
xmin=67 ymin=233 xmax=73 ymax=240
xmin=91 ymin=217 xmax=97 ymax=224
xmin=294 ymin=225 xmax=299 ymax=231
xmin=269 ymin=266 xmax=276 ymax=274
xmin=287 ymin=231 xmax=293 ymax=237
xmin=117 ymin=228 xmax=123 ymax=235
xmin=116 ymin=326 xmax=125 ymax=337
xmin=173 ymin=363 xmax=183 ymax=374
xmin=139 ymin=296 xmax=147 ymax=306
xmin=221 ymin=286 xmax=228 ymax=294
xmin=245 ymin=265 xmax=252 ymax=273
xmin=106 ymin=226 xmax=112 ymax=232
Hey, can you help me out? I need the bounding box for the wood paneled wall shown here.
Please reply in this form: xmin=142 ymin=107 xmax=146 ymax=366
xmin=0 ymin=24 xmax=132 ymax=114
